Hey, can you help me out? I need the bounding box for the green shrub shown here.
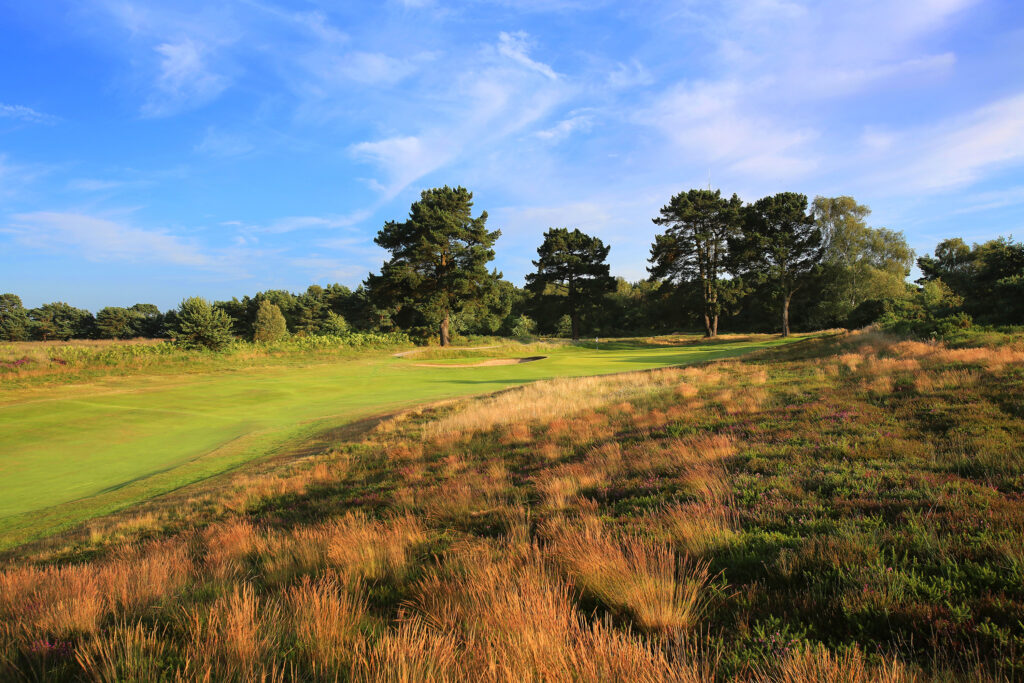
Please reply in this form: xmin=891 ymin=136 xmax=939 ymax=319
xmin=173 ymin=297 xmax=235 ymax=350
xmin=253 ymin=301 xmax=288 ymax=343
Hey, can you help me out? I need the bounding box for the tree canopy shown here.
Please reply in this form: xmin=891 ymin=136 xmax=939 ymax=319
xmin=0 ymin=293 xmax=30 ymax=341
xmin=252 ymin=300 xmax=288 ymax=343
xmin=810 ymin=196 xmax=914 ymax=326
xmin=732 ymin=192 xmax=823 ymax=337
xmin=172 ymin=297 xmax=234 ymax=350
xmin=526 ymin=227 xmax=614 ymax=339
xmin=649 ymin=189 xmax=743 ymax=337
xmin=368 ymin=186 xmax=501 ymax=346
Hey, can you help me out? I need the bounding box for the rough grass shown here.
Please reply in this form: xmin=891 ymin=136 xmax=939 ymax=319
xmin=2 ymin=329 xmax=1022 ymax=680
xmin=0 ymin=334 xmax=796 ymax=549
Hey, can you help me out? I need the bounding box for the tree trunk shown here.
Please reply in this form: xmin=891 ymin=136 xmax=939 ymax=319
xmin=571 ymin=310 xmax=579 ymax=341
xmin=782 ymin=292 xmax=792 ymax=337
xmin=712 ymin=314 xmax=719 ymax=336
xmin=703 ymin=312 xmax=714 ymax=338
xmin=440 ymin=313 xmax=450 ymax=347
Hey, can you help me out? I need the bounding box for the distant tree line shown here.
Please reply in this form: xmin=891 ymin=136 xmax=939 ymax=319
xmin=2 ymin=186 xmax=1021 ymax=347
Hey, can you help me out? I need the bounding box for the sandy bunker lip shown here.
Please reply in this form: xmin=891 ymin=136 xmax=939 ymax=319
xmin=411 ymin=355 xmax=547 ymax=368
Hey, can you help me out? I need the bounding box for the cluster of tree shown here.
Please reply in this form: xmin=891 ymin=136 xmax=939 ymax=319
xmin=866 ymin=236 xmax=1024 ymax=337
xmin=2 ymin=185 xmax=1020 ymax=348
xmin=0 ymin=297 xmax=165 ymax=342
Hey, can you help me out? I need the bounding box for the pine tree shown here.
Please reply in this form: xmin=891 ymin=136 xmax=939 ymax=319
xmin=173 ymin=297 xmax=234 ymax=350
xmin=526 ymin=228 xmax=614 ymax=340
xmin=731 ymin=193 xmax=823 ymax=337
xmin=368 ymin=186 xmax=501 ymax=346
xmin=649 ymin=189 xmax=743 ymax=337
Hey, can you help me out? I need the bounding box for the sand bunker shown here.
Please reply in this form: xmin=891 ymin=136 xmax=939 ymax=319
xmin=412 ymin=356 xmax=547 ymax=368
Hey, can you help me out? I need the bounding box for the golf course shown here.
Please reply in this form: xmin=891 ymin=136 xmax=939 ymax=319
xmin=0 ymin=335 xmax=798 ymax=548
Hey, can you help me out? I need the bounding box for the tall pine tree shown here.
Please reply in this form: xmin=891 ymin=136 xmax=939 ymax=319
xmin=526 ymin=228 xmax=614 ymax=340
xmin=731 ymin=192 xmax=823 ymax=337
xmin=369 ymin=186 xmax=501 ymax=346
xmin=648 ymin=189 xmax=743 ymax=337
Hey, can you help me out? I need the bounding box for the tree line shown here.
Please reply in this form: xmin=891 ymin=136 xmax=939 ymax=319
xmin=2 ymin=186 xmax=1021 ymax=347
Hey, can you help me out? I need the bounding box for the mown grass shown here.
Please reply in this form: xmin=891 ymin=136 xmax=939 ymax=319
xmin=2 ymin=329 xmax=1022 ymax=680
xmin=0 ymin=334 xmax=793 ymax=549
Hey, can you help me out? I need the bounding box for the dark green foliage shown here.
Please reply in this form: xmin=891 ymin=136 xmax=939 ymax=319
xmin=94 ymin=307 xmax=135 ymax=339
xmin=0 ymin=293 xmax=30 ymax=341
xmin=368 ymin=186 xmax=501 ymax=346
xmin=252 ymin=300 xmax=288 ymax=342
xmin=172 ymin=296 xmax=234 ymax=350
xmin=918 ymin=237 xmax=1024 ymax=325
xmin=649 ymin=189 xmax=743 ymax=337
xmin=526 ymin=227 xmax=614 ymax=339
xmin=453 ymin=278 xmax=518 ymax=337
xmin=731 ymin=193 xmax=824 ymax=336
xmin=28 ymin=302 xmax=94 ymax=341
xmin=128 ymin=303 xmax=165 ymax=337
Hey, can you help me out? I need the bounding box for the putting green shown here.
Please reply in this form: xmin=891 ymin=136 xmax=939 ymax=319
xmin=0 ymin=336 xmax=798 ymax=547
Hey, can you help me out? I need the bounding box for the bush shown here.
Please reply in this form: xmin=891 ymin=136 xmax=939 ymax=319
xmin=173 ymin=297 xmax=234 ymax=350
xmin=510 ymin=314 xmax=537 ymax=341
xmin=555 ymin=315 xmax=573 ymax=338
xmin=318 ymin=312 xmax=350 ymax=336
xmin=253 ymin=301 xmax=288 ymax=343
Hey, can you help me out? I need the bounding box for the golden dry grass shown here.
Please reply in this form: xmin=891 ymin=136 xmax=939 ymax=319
xmin=5 ymin=328 xmax=1020 ymax=681
xmin=545 ymin=517 xmax=712 ymax=634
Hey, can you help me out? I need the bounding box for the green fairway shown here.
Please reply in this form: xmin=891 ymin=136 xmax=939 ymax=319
xmin=0 ymin=336 xmax=799 ymax=547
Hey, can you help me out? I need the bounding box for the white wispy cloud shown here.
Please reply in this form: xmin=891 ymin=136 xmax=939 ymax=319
xmin=316 ymin=51 xmax=425 ymax=86
xmin=534 ymin=111 xmax=593 ymax=141
xmin=67 ymin=179 xmax=128 ymax=192
xmin=195 ymin=127 xmax=254 ymax=158
xmin=6 ymin=212 xmax=211 ymax=266
xmin=635 ymin=80 xmax=819 ymax=179
xmin=868 ymin=93 xmax=1024 ymax=193
xmin=350 ymin=31 xmax=569 ymax=197
xmin=497 ymin=31 xmax=558 ymax=80
xmin=607 ymin=60 xmax=653 ymax=89
xmin=287 ymin=256 xmax=368 ymax=281
xmin=143 ymin=39 xmax=228 ymax=116
xmin=0 ymin=103 xmax=58 ymax=124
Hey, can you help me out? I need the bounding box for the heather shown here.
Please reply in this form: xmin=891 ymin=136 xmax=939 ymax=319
xmin=2 ymin=329 xmax=1022 ymax=680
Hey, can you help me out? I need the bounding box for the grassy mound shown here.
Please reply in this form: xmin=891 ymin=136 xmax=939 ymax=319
xmin=2 ymin=330 xmax=1022 ymax=680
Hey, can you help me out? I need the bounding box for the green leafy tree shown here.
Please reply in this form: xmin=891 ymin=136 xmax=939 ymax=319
xmin=649 ymin=189 xmax=743 ymax=337
xmin=731 ymin=192 xmax=823 ymax=337
xmin=811 ymin=196 xmax=914 ymax=326
xmin=0 ymin=293 xmax=30 ymax=341
xmin=94 ymin=307 xmax=136 ymax=339
xmin=295 ymin=285 xmax=326 ymax=336
xmin=917 ymin=238 xmax=974 ymax=293
xmin=526 ymin=228 xmax=614 ymax=340
xmin=29 ymin=302 xmax=94 ymax=340
xmin=129 ymin=303 xmax=165 ymax=337
xmin=368 ymin=186 xmax=501 ymax=346
xmin=172 ymin=297 xmax=234 ymax=350
xmin=453 ymin=278 xmax=517 ymax=336
xmin=318 ymin=311 xmax=350 ymax=336
xmin=555 ymin=314 xmax=573 ymax=338
xmin=918 ymin=237 xmax=1024 ymax=324
xmin=509 ymin=314 xmax=537 ymax=340
xmin=252 ymin=300 xmax=288 ymax=342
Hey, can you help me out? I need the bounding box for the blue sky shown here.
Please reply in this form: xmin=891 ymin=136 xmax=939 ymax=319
xmin=1 ymin=0 xmax=1023 ymax=311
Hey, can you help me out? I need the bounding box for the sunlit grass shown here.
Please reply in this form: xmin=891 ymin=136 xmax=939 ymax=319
xmin=1 ymin=328 xmax=1021 ymax=680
